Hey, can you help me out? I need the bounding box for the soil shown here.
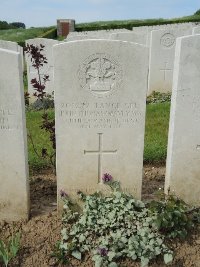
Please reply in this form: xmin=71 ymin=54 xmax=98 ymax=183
xmin=0 ymin=165 xmax=199 ymax=267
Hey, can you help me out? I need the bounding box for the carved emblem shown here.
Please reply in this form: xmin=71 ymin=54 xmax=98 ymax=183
xmin=78 ymin=53 xmax=122 ymax=97
xmin=160 ymin=33 xmax=175 ymax=48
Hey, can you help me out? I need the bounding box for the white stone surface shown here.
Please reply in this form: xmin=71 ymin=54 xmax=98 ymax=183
xmin=66 ymin=29 xmax=130 ymax=41
xmin=0 ymin=48 xmax=29 ymax=221
xmin=132 ymin=22 xmax=197 ymax=34
xmin=165 ymin=34 xmax=200 ymax=205
xmin=65 ymin=35 xmax=101 ymax=42
xmin=25 ymin=38 xmax=59 ymax=99
xmin=110 ymin=32 xmax=148 ymax=45
xmin=148 ymin=28 xmax=192 ymax=95
xmin=0 ymin=40 xmax=24 ymax=70
xmin=54 ymin=40 xmax=149 ymax=209
xmin=192 ymin=26 xmax=200 ymax=34
xmin=132 ymin=23 xmax=197 ymax=46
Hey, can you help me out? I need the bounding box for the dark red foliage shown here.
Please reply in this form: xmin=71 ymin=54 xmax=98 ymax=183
xmin=24 ymin=44 xmax=50 ymax=100
xmin=24 ymin=44 xmax=56 ymax=167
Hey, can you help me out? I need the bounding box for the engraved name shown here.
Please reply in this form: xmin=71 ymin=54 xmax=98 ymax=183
xmin=58 ymin=102 xmax=142 ymax=129
xmin=0 ymin=108 xmax=20 ymax=130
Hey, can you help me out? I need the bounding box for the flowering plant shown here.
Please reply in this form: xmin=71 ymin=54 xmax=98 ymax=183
xmin=55 ymin=174 xmax=173 ymax=267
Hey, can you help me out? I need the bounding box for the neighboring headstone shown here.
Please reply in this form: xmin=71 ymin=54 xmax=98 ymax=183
xmin=148 ymin=28 xmax=192 ymax=95
xmin=0 ymin=40 xmax=24 ymax=70
xmin=192 ymin=26 xmax=200 ymax=34
xmin=0 ymin=48 xmax=29 ymax=221
xmin=66 ymin=29 xmax=130 ymax=41
xmin=165 ymin=35 xmax=200 ymax=205
xmin=132 ymin=23 xmax=196 ymax=46
xmin=25 ymin=38 xmax=59 ymax=100
xmin=57 ymin=19 xmax=75 ymax=37
xmin=110 ymin=32 xmax=148 ymax=45
xmin=65 ymin=35 xmax=102 ymax=42
xmin=54 ymin=40 xmax=149 ymax=209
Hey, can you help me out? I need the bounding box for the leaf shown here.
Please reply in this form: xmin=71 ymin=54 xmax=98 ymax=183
xmin=108 ymin=262 xmax=118 ymax=267
xmin=10 ymin=233 xmax=20 ymax=257
xmin=71 ymin=250 xmax=82 ymax=260
xmin=108 ymin=251 xmax=115 ymax=261
xmin=0 ymin=240 xmax=9 ymax=265
xmin=79 ymin=234 xmax=86 ymax=242
xmin=141 ymin=257 xmax=149 ymax=267
xmin=164 ymin=253 xmax=173 ymax=264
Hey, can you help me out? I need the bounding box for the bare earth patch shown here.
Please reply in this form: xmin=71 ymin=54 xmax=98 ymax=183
xmin=0 ymin=165 xmax=199 ymax=267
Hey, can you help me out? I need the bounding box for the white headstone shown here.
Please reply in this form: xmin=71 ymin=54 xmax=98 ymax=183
xmin=192 ymin=26 xmax=200 ymax=34
xmin=110 ymin=32 xmax=148 ymax=45
xmin=165 ymin=34 xmax=200 ymax=205
xmin=0 ymin=48 xmax=29 ymax=221
xmin=66 ymin=29 xmax=130 ymax=41
xmin=148 ymin=28 xmax=192 ymax=95
xmin=132 ymin=23 xmax=195 ymax=46
xmin=0 ymin=40 xmax=24 ymax=70
xmin=54 ymin=40 xmax=149 ymax=209
xmin=25 ymin=38 xmax=59 ymax=100
xmin=65 ymin=35 xmax=101 ymax=42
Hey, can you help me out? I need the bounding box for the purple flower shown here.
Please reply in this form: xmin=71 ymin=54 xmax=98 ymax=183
xmin=102 ymin=173 xmax=113 ymax=183
xmin=60 ymin=189 xmax=68 ymax=198
xmin=98 ymin=247 xmax=108 ymax=257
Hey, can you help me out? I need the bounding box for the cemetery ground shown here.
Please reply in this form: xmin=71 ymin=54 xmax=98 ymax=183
xmin=0 ymin=98 xmax=199 ymax=267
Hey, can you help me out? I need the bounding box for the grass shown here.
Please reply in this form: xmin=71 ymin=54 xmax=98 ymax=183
xmin=144 ymin=102 xmax=170 ymax=164
xmin=0 ymin=26 xmax=54 ymax=44
xmin=26 ymin=110 xmax=55 ymax=171
xmin=26 ymin=102 xmax=170 ymax=171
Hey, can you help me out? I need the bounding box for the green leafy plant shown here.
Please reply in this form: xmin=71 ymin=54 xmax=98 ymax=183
xmin=55 ymin=174 xmax=173 ymax=267
xmin=0 ymin=233 xmax=20 ymax=267
xmin=149 ymin=191 xmax=194 ymax=239
xmin=146 ymin=91 xmax=171 ymax=104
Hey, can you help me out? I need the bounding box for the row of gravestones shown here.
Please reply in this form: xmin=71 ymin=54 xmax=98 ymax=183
xmin=1 ymin=23 xmax=200 ymax=100
xmin=0 ymin=29 xmax=200 ymax=222
xmin=26 ymin=23 xmax=200 ymax=99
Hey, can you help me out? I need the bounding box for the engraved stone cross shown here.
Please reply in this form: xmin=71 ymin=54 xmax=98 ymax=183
xmin=160 ymin=62 xmax=172 ymax=81
xmin=84 ymin=133 xmax=117 ymax=183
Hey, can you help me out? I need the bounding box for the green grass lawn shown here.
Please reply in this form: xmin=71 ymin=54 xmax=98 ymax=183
xmin=144 ymin=102 xmax=170 ymax=164
xmin=0 ymin=27 xmax=54 ymax=44
xmin=26 ymin=102 xmax=170 ymax=171
xmin=26 ymin=110 xmax=55 ymax=171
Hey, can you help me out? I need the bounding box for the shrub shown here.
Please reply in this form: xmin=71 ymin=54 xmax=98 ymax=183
xmin=194 ymin=9 xmax=200 ymax=16
xmin=146 ymin=92 xmax=171 ymax=104
xmin=149 ymin=191 xmax=194 ymax=239
xmin=29 ymin=94 xmax=54 ymax=111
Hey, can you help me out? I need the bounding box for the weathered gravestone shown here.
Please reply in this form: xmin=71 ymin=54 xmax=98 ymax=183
xmin=0 ymin=48 xmax=29 ymax=221
xmin=0 ymin=40 xmax=24 ymax=70
xmin=165 ymin=34 xmax=200 ymax=205
xmin=132 ymin=23 xmax=195 ymax=48
xmin=25 ymin=38 xmax=59 ymax=100
xmin=66 ymin=29 xmax=130 ymax=41
xmin=193 ymin=26 xmax=200 ymax=34
xmin=110 ymin=32 xmax=148 ymax=46
xmin=53 ymin=40 xmax=149 ymax=209
xmin=148 ymin=28 xmax=192 ymax=95
xmin=65 ymin=35 xmax=101 ymax=42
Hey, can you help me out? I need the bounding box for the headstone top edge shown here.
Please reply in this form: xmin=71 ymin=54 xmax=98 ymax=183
xmin=53 ymin=39 xmax=148 ymax=49
xmin=0 ymin=48 xmax=20 ymax=55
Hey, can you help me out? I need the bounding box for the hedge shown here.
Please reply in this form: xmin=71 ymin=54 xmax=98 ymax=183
xmin=75 ymin=15 xmax=200 ymax=32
